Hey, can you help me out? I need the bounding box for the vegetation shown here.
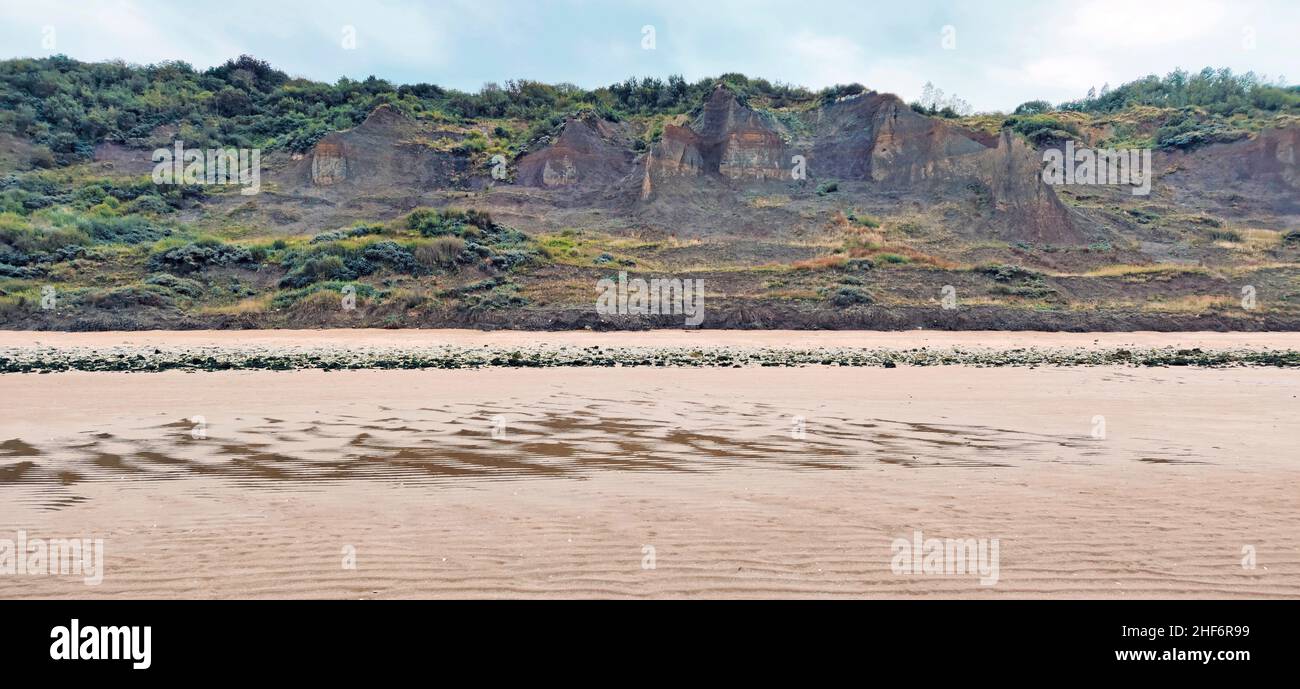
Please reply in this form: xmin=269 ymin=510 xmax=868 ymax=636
xmin=0 ymin=55 xmax=870 ymax=165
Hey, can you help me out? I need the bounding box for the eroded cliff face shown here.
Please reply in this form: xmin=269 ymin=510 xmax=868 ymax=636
xmin=515 ymin=115 xmax=634 ymax=188
xmin=295 ymin=104 xmax=475 ymax=192
xmin=974 ymin=130 xmax=1081 ymax=244
xmin=267 ymin=85 xmax=1294 ymax=244
xmin=809 ymin=92 xmax=986 ymax=184
xmin=1159 ymin=125 xmax=1300 ymax=222
xmin=642 ymin=85 xmax=789 ymax=192
xmin=310 ymin=141 xmax=347 ymax=185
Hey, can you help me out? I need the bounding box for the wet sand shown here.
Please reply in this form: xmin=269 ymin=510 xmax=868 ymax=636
xmin=2 ymin=361 xmax=1297 ymax=598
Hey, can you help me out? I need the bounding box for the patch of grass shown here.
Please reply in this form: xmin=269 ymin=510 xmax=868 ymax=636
xmin=845 ymin=209 xmax=880 ymax=228
xmin=1138 ymin=295 xmax=1238 ymax=313
xmin=749 ymin=194 xmax=790 ymax=209
xmin=1073 ymin=264 xmax=1209 ymax=279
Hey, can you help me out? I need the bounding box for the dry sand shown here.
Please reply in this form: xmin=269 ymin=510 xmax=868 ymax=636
xmin=2 ymin=349 xmax=1298 ymax=598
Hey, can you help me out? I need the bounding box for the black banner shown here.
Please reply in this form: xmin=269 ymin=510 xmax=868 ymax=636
xmin=0 ymin=599 xmax=1288 ymax=678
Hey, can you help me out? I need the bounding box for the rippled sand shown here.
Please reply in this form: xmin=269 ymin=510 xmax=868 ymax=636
xmin=2 ymin=360 xmax=1298 ymax=598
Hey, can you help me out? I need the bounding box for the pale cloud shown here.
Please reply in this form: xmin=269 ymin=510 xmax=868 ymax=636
xmin=0 ymin=0 xmax=1294 ymax=112
xmin=1067 ymin=0 xmax=1227 ymax=47
xmin=991 ymin=56 xmax=1116 ymax=95
xmin=788 ymin=31 xmax=869 ymax=87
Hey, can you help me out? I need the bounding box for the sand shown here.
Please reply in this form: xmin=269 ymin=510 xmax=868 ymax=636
xmin=2 ymin=349 xmax=1298 ymax=598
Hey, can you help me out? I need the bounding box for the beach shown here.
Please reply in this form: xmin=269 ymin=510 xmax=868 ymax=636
xmin=1 ymin=332 xmax=1298 ymax=598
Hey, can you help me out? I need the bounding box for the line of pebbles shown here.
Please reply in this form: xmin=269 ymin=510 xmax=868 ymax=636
xmin=2 ymin=344 xmax=1298 ymax=373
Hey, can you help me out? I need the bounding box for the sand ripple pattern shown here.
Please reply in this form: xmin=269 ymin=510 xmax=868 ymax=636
xmin=0 ymin=392 xmax=1204 ymax=508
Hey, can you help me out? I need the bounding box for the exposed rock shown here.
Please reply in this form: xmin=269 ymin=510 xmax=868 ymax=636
xmin=644 ymin=84 xmax=788 ymax=185
xmin=311 ymin=140 xmax=347 ymax=185
xmin=256 ymin=92 xmax=1294 ymax=246
xmin=973 ymin=130 xmax=1081 ymax=244
xmin=1161 ymin=125 xmax=1300 ymax=223
xmin=294 ymin=104 xmax=475 ymax=192
xmin=515 ymin=114 xmax=634 ymax=188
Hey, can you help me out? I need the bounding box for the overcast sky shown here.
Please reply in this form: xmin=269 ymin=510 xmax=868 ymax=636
xmin=1 ymin=0 xmax=1295 ymax=111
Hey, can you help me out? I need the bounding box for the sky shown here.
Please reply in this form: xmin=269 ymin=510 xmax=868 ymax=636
xmin=0 ymin=0 xmax=1295 ymax=112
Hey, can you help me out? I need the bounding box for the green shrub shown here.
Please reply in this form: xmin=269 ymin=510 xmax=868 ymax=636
xmin=977 ymin=264 xmax=1040 ymax=282
xmin=310 ymin=223 xmax=385 ymax=243
xmin=416 ymin=236 xmax=465 ymax=269
xmin=148 ymin=239 xmax=255 ymax=274
xmin=271 ymin=281 xmax=376 ymax=309
xmin=1002 ymin=115 xmax=1080 ymax=145
xmin=457 ymin=284 xmax=528 ymax=313
xmin=144 ymin=273 xmax=204 ymax=298
xmin=825 ymin=285 xmax=872 ymax=306
xmin=405 ymin=208 xmax=495 ymax=237
xmin=127 ymin=194 xmax=173 ymax=215
xmin=73 ymin=214 xmax=168 ymax=244
xmin=1013 ymin=100 xmax=1054 ymax=115
xmin=79 ymin=285 xmax=174 ymax=309
xmin=1155 ymin=112 xmax=1247 ymax=150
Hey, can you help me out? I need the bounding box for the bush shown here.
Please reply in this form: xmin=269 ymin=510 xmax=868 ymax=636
xmin=977 ymin=264 xmax=1040 ymax=282
xmin=144 ymin=273 xmax=204 ymax=297
xmin=457 ymin=285 xmax=528 ymax=313
xmin=816 ymin=180 xmax=839 ymax=196
xmin=361 ymin=240 xmax=422 ymax=274
xmin=1155 ymin=117 xmax=1247 ymax=149
xmin=280 ymin=254 xmax=350 ymax=287
xmin=826 ymin=285 xmax=872 ymax=306
xmin=1013 ymin=100 xmax=1054 ymax=115
xmin=279 ymin=239 xmax=427 ymax=288
xmin=75 ymin=214 xmax=168 ymax=244
xmin=127 ymin=194 xmax=173 ymax=215
xmin=0 ymin=218 xmax=89 ymax=255
xmin=310 ymin=223 xmax=384 ymax=243
xmin=79 ymin=285 xmax=174 ymax=309
xmin=271 ymin=281 xmax=376 ymax=309
xmin=148 ymin=239 xmax=256 ymax=274
xmin=1002 ymin=115 xmax=1079 ymax=146
xmin=405 ymin=208 xmax=495 ymax=237
xmin=415 ymin=236 xmax=465 ymax=269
